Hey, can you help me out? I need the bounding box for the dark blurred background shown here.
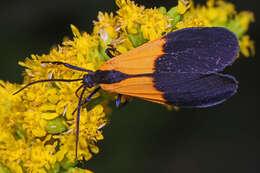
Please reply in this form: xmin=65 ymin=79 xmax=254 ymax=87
xmin=0 ymin=0 xmax=258 ymax=173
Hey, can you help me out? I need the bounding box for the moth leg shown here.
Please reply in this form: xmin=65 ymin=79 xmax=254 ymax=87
xmin=76 ymin=156 xmax=88 ymax=169
xmin=84 ymin=87 xmax=101 ymax=103
xmin=75 ymin=86 xmax=87 ymax=160
xmin=105 ymin=44 xmax=120 ymax=59
xmin=72 ymin=87 xmax=101 ymax=115
xmin=116 ymin=94 xmax=129 ymax=108
xmin=75 ymin=84 xmax=84 ymax=98
xmin=75 ymin=86 xmax=101 ymax=160
xmin=105 ymin=48 xmax=115 ymax=58
xmin=41 ymin=61 xmax=92 ymax=72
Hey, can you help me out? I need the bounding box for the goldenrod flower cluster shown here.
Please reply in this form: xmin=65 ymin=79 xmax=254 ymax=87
xmin=0 ymin=0 xmax=254 ymax=172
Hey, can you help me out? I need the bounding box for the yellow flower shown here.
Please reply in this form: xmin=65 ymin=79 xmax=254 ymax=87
xmin=116 ymin=0 xmax=171 ymax=46
xmin=186 ymin=0 xmax=255 ymax=57
xmin=23 ymin=137 xmax=57 ymax=172
xmin=140 ymin=8 xmax=171 ymax=40
xmin=0 ymin=23 xmax=107 ymax=172
xmin=0 ymin=0 xmax=254 ymax=172
xmin=177 ymin=0 xmax=192 ymax=14
xmin=93 ymin=12 xmax=119 ymax=45
xmin=239 ymin=35 xmax=255 ymax=57
xmin=236 ymin=11 xmax=254 ymax=31
xmin=176 ymin=12 xmax=205 ymax=29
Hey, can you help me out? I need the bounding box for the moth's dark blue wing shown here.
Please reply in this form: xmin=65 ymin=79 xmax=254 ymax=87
xmin=154 ymin=72 xmax=238 ymax=107
xmin=156 ymin=27 xmax=239 ymax=74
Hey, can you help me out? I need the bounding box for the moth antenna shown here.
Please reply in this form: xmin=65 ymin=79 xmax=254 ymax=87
xmin=13 ymin=78 xmax=83 ymax=95
xmin=41 ymin=61 xmax=93 ymax=73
